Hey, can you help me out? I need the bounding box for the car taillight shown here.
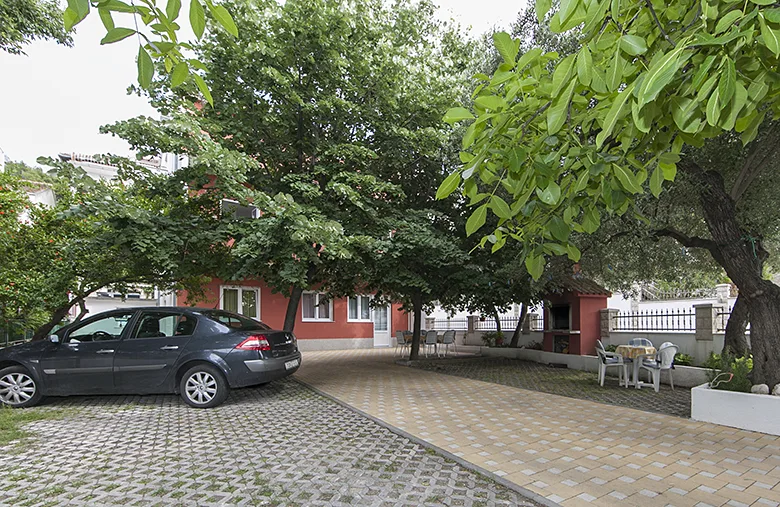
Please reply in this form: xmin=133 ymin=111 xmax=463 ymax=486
xmin=236 ymin=335 xmax=271 ymax=351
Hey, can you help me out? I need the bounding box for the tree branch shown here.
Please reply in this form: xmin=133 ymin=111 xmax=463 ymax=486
xmin=730 ymin=123 xmax=780 ymax=202
xmin=521 ymin=101 xmax=552 ymax=139
xmin=654 ymin=227 xmax=716 ymax=250
xmin=646 ymin=0 xmax=675 ymax=47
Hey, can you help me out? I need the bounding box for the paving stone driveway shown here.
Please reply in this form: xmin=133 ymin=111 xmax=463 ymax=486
xmin=410 ymin=357 xmax=692 ymax=418
xmin=0 ymin=378 xmax=539 ymax=507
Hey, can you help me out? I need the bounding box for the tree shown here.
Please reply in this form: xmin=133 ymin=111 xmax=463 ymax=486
xmin=0 ymin=0 xmax=71 ymax=54
xmin=117 ymin=0 xmax=472 ymax=337
xmin=440 ymin=0 xmax=780 ymax=385
xmin=0 ymin=158 xmax=227 ymax=339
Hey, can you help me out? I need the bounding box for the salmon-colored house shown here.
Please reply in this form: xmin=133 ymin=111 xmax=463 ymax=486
xmin=179 ymin=278 xmax=408 ymax=351
xmin=542 ymin=277 xmax=611 ymax=356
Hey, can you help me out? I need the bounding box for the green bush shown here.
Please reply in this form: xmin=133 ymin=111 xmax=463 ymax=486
xmin=524 ymin=340 xmax=543 ymax=350
xmin=673 ymin=353 xmax=694 ymax=366
xmin=604 ymin=344 xmax=617 ymax=352
xmin=481 ymin=331 xmax=505 ymax=347
xmin=705 ymin=351 xmax=753 ymax=393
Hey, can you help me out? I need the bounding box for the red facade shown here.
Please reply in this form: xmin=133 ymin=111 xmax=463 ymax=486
xmin=542 ymin=278 xmax=611 ymax=356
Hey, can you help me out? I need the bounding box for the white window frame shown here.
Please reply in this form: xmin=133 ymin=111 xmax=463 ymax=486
xmin=219 ymin=285 xmax=261 ymax=320
xmin=302 ymin=291 xmax=333 ymax=322
xmin=347 ymin=295 xmax=373 ymax=322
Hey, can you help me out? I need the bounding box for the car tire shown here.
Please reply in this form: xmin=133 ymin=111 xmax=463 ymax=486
xmin=0 ymin=366 xmax=43 ymax=408
xmin=179 ymin=364 xmax=229 ymax=408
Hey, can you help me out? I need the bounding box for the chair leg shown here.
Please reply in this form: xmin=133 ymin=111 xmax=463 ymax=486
xmin=599 ymin=365 xmax=605 ymax=387
xmin=623 ymin=365 xmax=629 ymax=388
xmin=654 ymin=370 xmax=660 ymax=393
xmin=669 ymin=369 xmax=674 ymax=390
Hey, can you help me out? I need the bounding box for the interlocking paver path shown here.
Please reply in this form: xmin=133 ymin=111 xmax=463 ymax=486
xmin=410 ymin=356 xmax=691 ymax=417
xmin=0 ymin=378 xmax=538 ymax=506
xmin=296 ymin=349 xmax=780 ymax=507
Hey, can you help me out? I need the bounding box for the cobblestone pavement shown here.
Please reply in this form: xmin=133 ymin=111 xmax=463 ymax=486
xmin=410 ymin=356 xmax=692 ymax=418
xmin=0 ymin=378 xmax=540 ymax=507
xmin=297 ymin=349 xmax=780 ymax=507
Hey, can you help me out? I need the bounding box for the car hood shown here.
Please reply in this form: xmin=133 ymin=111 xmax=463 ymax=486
xmin=0 ymin=339 xmax=50 ymax=359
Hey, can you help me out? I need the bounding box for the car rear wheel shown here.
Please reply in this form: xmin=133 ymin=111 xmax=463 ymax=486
xmin=0 ymin=366 xmax=43 ymax=408
xmin=179 ymin=364 xmax=229 ymax=408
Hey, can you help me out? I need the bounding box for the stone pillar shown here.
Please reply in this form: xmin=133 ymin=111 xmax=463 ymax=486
xmin=715 ymin=283 xmax=731 ymax=304
xmin=600 ymin=308 xmax=619 ymax=339
xmin=694 ymin=304 xmax=714 ymax=341
xmin=522 ymin=313 xmax=534 ymax=335
xmin=424 ymin=316 xmax=435 ymax=330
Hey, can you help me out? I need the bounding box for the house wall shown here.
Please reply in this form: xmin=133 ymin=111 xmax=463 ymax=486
xmin=179 ymin=278 xmax=407 ymax=349
xmin=578 ymin=295 xmax=608 ymax=355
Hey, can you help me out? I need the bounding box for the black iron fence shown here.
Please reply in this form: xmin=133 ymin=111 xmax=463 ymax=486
xmin=430 ymin=318 xmax=468 ymax=330
xmin=613 ymin=308 xmax=695 ymax=331
xmin=715 ymin=306 xmax=751 ymax=333
xmin=1 ymin=319 xmax=35 ymax=348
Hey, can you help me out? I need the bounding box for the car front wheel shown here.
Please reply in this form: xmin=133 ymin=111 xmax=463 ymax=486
xmin=0 ymin=366 xmax=43 ymax=408
xmin=179 ymin=364 xmax=229 ymax=408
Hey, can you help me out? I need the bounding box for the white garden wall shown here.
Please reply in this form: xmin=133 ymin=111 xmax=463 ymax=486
xmin=602 ymin=331 xmax=725 ymax=365
xmin=691 ymin=384 xmax=780 ymax=436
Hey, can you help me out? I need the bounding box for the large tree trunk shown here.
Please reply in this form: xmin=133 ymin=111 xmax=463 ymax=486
xmin=492 ymin=308 xmax=502 ymax=335
xmin=32 ymin=305 xmax=73 ymax=341
xmin=684 ymin=162 xmax=780 ymax=387
xmin=283 ymin=286 xmax=303 ymax=332
xmin=510 ymin=302 xmax=528 ymax=348
xmin=722 ymin=293 xmax=750 ymax=357
xmin=409 ymin=291 xmax=423 ymax=360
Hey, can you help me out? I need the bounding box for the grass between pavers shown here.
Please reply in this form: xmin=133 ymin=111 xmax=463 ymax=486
xmin=0 ymin=406 xmax=73 ymax=446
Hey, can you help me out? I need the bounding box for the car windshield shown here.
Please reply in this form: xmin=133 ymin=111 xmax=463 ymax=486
xmin=198 ymin=310 xmax=271 ymax=331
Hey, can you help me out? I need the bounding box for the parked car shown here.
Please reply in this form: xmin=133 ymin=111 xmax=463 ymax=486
xmin=0 ymin=307 xmax=301 ymax=409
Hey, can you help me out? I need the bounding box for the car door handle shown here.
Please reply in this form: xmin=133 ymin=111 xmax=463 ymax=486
xmin=96 ymin=349 xmax=114 ymax=354
xmin=160 ymin=345 xmax=179 ymax=351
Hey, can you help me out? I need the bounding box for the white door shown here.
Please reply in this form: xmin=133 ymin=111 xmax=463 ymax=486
xmin=373 ymin=304 xmax=391 ymax=347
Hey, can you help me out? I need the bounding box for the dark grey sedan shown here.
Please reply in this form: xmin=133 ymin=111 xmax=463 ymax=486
xmin=0 ymin=307 xmax=301 ymax=408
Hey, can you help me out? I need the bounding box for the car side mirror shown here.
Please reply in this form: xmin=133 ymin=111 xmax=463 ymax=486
xmin=49 ymin=334 xmax=60 ymax=343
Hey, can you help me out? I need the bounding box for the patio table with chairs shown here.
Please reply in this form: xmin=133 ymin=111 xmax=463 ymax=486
xmin=395 ymin=330 xmax=457 ymax=357
xmin=596 ymin=339 xmax=679 ymax=392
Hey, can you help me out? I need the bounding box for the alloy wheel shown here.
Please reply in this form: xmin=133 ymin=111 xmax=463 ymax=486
xmin=0 ymin=373 xmax=36 ymax=406
xmin=184 ymin=372 xmax=218 ymax=405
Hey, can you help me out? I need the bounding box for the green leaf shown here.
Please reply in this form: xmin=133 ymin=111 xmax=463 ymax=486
xmin=137 ymin=45 xmax=154 ymax=89
xmin=474 ymin=96 xmax=506 ymax=110
xmin=63 ymin=8 xmax=78 ymax=31
xmin=548 ymin=216 xmax=570 ymax=242
xmin=692 ymin=55 xmax=717 ymax=90
xmin=536 ymin=0 xmax=553 ymax=22
xmin=493 ymin=32 xmax=518 ymax=65
xmin=193 ymin=74 xmax=213 ymax=106
xmin=551 ymin=55 xmax=576 ymax=98
xmin=650 ymin=166 xmax=663 ymax=197
xmin=759 ymin=14 xmax=780 ymax=57
xmin=100 ymin=27 xmax=136 ymax=45
xmin=166 ymin=0 xmax=181 ymax=21
xmin=525 ymin=253 xmax=545 ymax=280
xmin=64 ymin=0 xmax=89 ymax=29
xmin=559 ymin=0 xmax=579 ymax=24
xmin=637 ymin=45 xmax=687 ymax=107
xmin=566 ymin=243 xmax=581 ymax=262
xmin=706 ymin=87 xmax=721 ymax=126
xmin=751 ymin=0 xmax=775 ymax=5
xmin=597 ymin=81 xmax=636 ymax=148
xmin=209 ymin=4 xmax=238 ymax=37
xmin=547 ymin=80 xmax=576 ymax=135
xmin=515 ymin=48 xmax=543 ymax=71
xmin=97 ymin=7 xmax=114 ymax=30
xmin=715 ymin=10 xmax=743 ymax=33
xmin=576 ymin=46 xmax=593 ymax=86
xmin=582 ymin=207 xmax=600 ymax=233
xmin=537 ymin=181 xmax=561 ymax=205
xmin=466 ymin=204 xmax=488 ymax=237
xmin=765 ymin=8 xmax=780 ymax=22
xmin=606 ymin=50 xmax=625 ymax=92
xmin=189 ymin=0 xmax=206 ymax=40
xmin=660 ymin=162 xmax=677 ymax=181
xmin=670 ymin=96 xmax=702 ymax=133
xmin=718 ymin=57 xmax=736 ymax=105
xmin=574 ymin=170 xmax=590 ymax=192
xmin=740 ymin=110 xmax=766 ymax=145
xmin=443 ymin=107 xmax=475 ymax=124
xmin=619 ymin=35 xmax=648 ymax=56
xmin=613 ymin=165 xmax=642 ymax=194
xmin=436 ymin=172 xmax=461 ymax=200
xmin=490 ymin=196 xmax=513 ymax=219
xmin=171 ymin=61 xmax=189 ymax=87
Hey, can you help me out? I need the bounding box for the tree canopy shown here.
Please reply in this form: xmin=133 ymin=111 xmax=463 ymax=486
xmin=0 ymin=0 xmax=72 ymax=54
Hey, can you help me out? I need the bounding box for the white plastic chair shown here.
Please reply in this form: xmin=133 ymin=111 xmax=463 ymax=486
xmin=424 ymin=330 xmax=439 ymax=357
xmin=441 ymin=330 xmax=456 ymax=357
xmin=596 ymin=341 xmax=628 ymax=388
xmin=638 ymin=343 xmax=678 ymax=392
xmin=628 ymin=337 xmax=654 ymax=347
xmin=395 ymin=331 xmax=409 ymax=356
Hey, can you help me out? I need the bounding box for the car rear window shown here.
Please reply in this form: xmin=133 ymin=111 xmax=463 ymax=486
xmin=199 ymin=310 xmax=271 ymax=331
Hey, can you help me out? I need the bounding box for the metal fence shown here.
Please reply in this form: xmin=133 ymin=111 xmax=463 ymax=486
xmin=613 ymin=308 xmax=695 ymax=331
xmin=715 ymin=306 xmax=751 ymax=333
xmin=430 ymin=318 xmax=468 ymax=330
xmin=640 ymin=286 xmax=718 ymax=301
xmin=1 ymin=319 xmax=35 ymax=348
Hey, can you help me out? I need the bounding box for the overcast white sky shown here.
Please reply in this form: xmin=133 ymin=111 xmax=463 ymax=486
xmin=0 ymin=0 xmax=524 ymax=166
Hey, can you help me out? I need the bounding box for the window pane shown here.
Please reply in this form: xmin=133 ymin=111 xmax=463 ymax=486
xmin=69 ymin=313 xmax=134 ymax=342
xmin=318 ymin=294 xmax=330 ymax=319
xmin=360 ymin=297 xmax=371 ymax=320
xmin=223 ymin=288 xmax=239 ymax=313
xmin=374 ymin=305 xmax=388 ymax=331
xmin=348 ymin=297 xmax=358 ymax=320
xmin=133 ymin=312 xmax=181 ymax=339
xmin=242 ymin=289 xmax=257 ymax=318
xmin=302 ymin=293 xmax=316 ymax=319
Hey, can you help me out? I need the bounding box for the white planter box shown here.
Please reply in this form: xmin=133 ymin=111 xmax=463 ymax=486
xmin=691 ymin=383 xmax=780 ymax=436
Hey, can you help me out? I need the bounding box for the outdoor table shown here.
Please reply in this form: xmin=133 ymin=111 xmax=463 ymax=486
xmin=615 ymin=345 xmax=656 ymax=388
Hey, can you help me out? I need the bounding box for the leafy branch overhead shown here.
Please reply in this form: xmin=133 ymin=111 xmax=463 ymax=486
xmin=63 ymin=0 xmax=238 ymax=103
xmin=438 ymin=0 xmax=780 ymax=280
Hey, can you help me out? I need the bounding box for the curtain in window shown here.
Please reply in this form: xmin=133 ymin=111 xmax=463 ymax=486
xmin=302 ymin=293 xmax=316 ymax=319
xmin=348 ymin=297 xmax=358 ymax=320
xmin=318 ymin=295 xmax=330 ymax=319
xmin=242 ymin=290 xmax=257 ymax=318
xmin=360 ymin=297 xmax=371 ymax=320
xmin=223 ymin=289 xmax=239 ymax=313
